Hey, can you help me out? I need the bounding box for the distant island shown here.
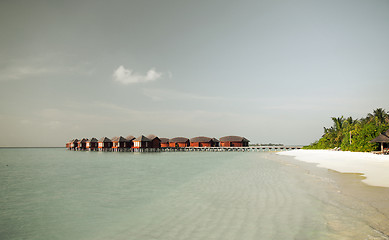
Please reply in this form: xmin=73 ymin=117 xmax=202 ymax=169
xmin=304 ymin=108 xmax=389 ymax=152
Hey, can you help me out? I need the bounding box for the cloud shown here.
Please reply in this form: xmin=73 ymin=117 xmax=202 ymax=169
xmin=113 ymin=65 xmax=162 ymax=84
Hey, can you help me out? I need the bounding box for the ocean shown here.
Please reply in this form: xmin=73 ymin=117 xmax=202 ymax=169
xmin=0 ymin=148 xmax=388 ymax=239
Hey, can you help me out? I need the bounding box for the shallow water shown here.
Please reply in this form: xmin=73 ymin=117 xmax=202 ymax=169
xmin=0 ymin=148 xmax=388 ymax=240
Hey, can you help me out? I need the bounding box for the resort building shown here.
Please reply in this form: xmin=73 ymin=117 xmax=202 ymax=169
xmin=133 ymin=135 xmax=151 ymax=148
xmin=220 ymin=136 xmax=250 ymax=147
xmin=78 ymin=138 xmax=88 ymax=150
xmin=112 ymin=136 xmax=128 ymax=150
xmin=160 ymin=138 xmax=170 ymax=148
xmin=98 ymin=137 xmax=113 ymax=150
xmin=70 ymin=139 xmax=79 ymax=150
xmin=147 ymin=135 xmax=161 ymax=148
xmin=370 ymin=129 xmax=389 ymax=153
xmin=126 ymin=135 xmax=136 ymax=148
xmin=190 ymin=136 xmax=217 ymax=147
xmin=169 ymin=137 xmax=190 ymax=148
xmin=87 ymin=138 xmax=98 ymax=151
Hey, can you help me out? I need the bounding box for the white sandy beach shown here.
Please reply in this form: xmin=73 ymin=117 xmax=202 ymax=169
xmin=277 ymin=150 xmax=389 ymax=188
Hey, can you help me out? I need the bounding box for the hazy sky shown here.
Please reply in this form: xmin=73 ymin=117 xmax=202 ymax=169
xmin=1 ymin=0 xmax=388 ymax=147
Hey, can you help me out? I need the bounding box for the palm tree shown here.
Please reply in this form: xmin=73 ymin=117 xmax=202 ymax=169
xmin=367 ymin=108 xmax=389 ymax=124
xmin=331 ymin=116 xmax=344 ymax=132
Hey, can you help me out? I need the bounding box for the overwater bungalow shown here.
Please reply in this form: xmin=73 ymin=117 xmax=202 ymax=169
xmin=160 ymin=138 xmax=170 ymax=148
xmin=70 ymin=139 xmax=79 ymax=150
xmin=126 ymin=135 xmax=136 ymax=148
xmin=87 ymin=138 xmax=98 ymax=151
xmin=220 ymin=136 xmax=250 ymax=147
xmin=133 ymin=135 xmax=151 ymax=148
xmin=78 ymin=138 xmax=88 ymax=150
xmin=370 ymin=129 xmax=389 ymax=154
xmin=147 ymin=135 xmax=161 ymax=148
xmin=169 ymin=137 xmax=190 ymax=148
xmin=98 ymin=137 xmax=113 ymax=151
xmin=190 ymin=136 xmax=216 ymax=147
xmin=112 ymin=136 xmax=128 ymax=150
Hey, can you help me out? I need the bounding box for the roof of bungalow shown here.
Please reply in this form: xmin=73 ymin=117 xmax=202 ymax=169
xmin=146 ymin=134 xmax=160 ymax=141
xmin=190 ymin=136 xmax=213 ymax=143
xmin=89 ymin=138 xmax=98 ymax=142
xmin=160 ymin=138 xmax=169 ymax=143
xmin=212 ymin=138 xmax=220 ymax=142
xmin=71 ymin=139 xmax=79 ymax=143
xmin=126 ymin=135 xmax=136 ymax=141
xmin=370 ymin=129 xmax=389 ymax=143
xmin=134 ymin=135 xmax=151 ymax=142
xmin=111 ymin=136 xmax=128 ymax=142
xmin=79 ymin=138 xmax=88 ymax=143
xmin=170 ymin=137 xmax=189 ymax=143
xmin=219 ymin=136 xmax=250 ymax=142
xmin=99 ymin=137 xmax=112 ymax=142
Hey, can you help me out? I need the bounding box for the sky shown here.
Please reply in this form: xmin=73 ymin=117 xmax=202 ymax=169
xmin=0 ymin=0 xmax=388 ymax=147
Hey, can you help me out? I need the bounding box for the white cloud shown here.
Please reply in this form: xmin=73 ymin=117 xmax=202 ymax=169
xmin=113 ymin=65 xmax=162 ymax=84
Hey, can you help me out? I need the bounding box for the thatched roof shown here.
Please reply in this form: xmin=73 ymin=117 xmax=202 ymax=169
xmin=111 ymin=136 xmax=128 ymax=142
xmin=99 ymin=137 xmax=112 ymax=142
xmin=219 ymin=136 xmax=250 ymax=142
xmin=370 ymin=129 xmax=389 ymax=143
xmin=212 ymin=138 xmax=220 ymax=142
xmin=159 ymin=138 xmax=169 ymax=143
xmin=126 ymin=135 xmax=135 ymax=141
xmin=89 ymin=138 xmax=98 ymax=143
xmin=146 ymin=134 xmax=160 ymax=141
xmin=170 ymin=137 xmax=189 ymax=143
xmin=134 ymin=135 xmax=151 ymax=142
xmin=190 ymin=136 xmax=213 ymax=143
xmin=71 ymin=139 xmax=79 ymax=143
xmin=79 ymin=138 xmax=88 ymax=143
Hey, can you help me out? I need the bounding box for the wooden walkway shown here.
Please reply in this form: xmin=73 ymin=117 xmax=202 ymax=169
xmin=161 ymin=146 xmax=302 ymax=152
xmin=69 ymin=146 xmax=301 ymax=152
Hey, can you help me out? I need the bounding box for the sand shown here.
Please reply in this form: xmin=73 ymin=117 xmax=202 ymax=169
xmin=277 ymin=149 xmax=389 ymax=188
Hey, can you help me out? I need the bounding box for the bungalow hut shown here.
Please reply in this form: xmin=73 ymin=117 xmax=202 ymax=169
xmin=70 ymin=139 xmax=79 ymax=150
xmin=190 ymin=136 xmax=216 ymax=147
xmin=160 ymin=138 xmax=170 ymax=148
xmin=112 ymin=136 xmax=128 ymax=151
xmin=87 ymin=138 xmax=98 ymax=151
xmin=66 ymin=140 xmax=71 ymax=149
xmin=370 ymin=129 xmax=389 ymax=154
xmin=147 ymin=134 xmax=161 ymax=148
xmin=169 ymin=137 xmax=190 ymax=148
xmin=133 ymin=135 xmax=151 ymax=149
xmin=98 ymin=137 xmax=113 ymax=151
xmin=126 ymin=135 xmax=136 ymax=148
xmin=78 ymin=138 xmax=88 ymax=150
xmin=220 ymin=136 xmax=250 ymax=147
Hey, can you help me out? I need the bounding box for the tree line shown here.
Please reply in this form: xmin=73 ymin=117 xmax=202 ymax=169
xmin=304 ymin=108 xmax=389 ymax=152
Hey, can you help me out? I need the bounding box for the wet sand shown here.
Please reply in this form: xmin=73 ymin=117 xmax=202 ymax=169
xmin=272 ymin=152 xmax=389 ymax=239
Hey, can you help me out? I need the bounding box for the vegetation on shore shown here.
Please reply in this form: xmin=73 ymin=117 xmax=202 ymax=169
xmin=304 ymin=108 xmax=389 ymax=152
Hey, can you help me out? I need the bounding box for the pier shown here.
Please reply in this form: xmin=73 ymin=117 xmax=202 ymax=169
xmin=69 ymin=146 xmax=301 ymax=152
xmin=161 ymin=146 xmax=302 ymax=152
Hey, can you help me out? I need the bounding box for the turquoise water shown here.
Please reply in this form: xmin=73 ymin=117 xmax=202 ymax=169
xmin=0 ymin=148 xmax=388 ymax=239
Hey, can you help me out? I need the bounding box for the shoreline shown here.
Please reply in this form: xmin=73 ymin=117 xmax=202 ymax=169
xmin=272 ymin=152 xmax=389 ymax=238
xmin=277 ymin=149 xmax=389 ymax=188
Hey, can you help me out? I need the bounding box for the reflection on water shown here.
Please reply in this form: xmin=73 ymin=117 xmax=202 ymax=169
xmin=0 ymin=149 xmax=388 ymax=240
